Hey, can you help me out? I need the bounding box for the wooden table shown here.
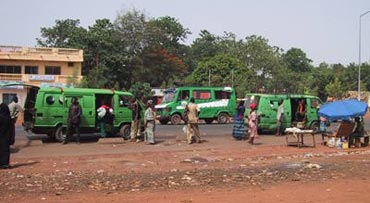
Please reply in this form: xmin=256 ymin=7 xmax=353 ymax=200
xmin=285 ymin=128 xmax=316 ymax=148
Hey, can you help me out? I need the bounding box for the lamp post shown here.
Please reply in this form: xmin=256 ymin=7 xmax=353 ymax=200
xmin=358 ymin=10 xmax=370 ymax=100
xmin=208 ymin=69 xmax=211 ymax=86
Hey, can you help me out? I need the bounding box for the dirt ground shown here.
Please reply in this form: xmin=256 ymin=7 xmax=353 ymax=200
xmin=1 ymin=129 xmax=370 ymax=203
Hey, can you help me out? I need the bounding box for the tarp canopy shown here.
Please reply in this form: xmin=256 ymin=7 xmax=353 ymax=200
xmin=318 ymin=99 xmax=368 ymax=121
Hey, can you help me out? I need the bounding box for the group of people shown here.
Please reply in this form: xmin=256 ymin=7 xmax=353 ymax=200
xmin=63 ymin=97 xmax=158 ymax=145
xmin=232 ymin=100 xmax=258 ymax=144
xmin=0 ymin=96 xmax=23 ymax=169
xmin=129 ymin=98 xmax=156 ymax=145
xmin=232 ymin=99 xmax=287 ymax=143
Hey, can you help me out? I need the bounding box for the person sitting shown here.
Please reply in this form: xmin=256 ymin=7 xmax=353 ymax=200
xmin=349 ymin=117 xmax=365 ymax=147
xmin=295 ymin=99 xmax=306 ymax=122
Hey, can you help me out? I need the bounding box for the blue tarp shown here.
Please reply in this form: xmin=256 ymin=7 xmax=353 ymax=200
xmin=318 ymin=99 xmax=368 ymax=121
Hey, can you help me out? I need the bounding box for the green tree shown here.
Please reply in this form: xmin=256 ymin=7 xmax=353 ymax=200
xmin=189 ymin=53 xmax=252 ymax=96
xmin=83 ymin=19 xmax=122 ymax=88
xmin=282 ymin=48 xmax=312 ymax=72
xmin=150 ymin=16 xmax=190 ymax=52
xmin=309 ymin=63 xmax=335 ymax=100
xmin=241 ymin=35 xmax=285 ymax=92
xmin=66 ymin=68 xmax=80 ymax=87
xmin=139 ymin=47 xmax=187 ymax=87
xmin=37 ymin=19 xmax=87 ymax=48
xmin=113 ymin=9 xmax=149 ymax=89
xmin=325 ymin=77 xmax=344 ymax=99
xmin=128 ymin=82 xmax=153 ymax=99
xmin=190 ymin=30 xmax=221 ymax=71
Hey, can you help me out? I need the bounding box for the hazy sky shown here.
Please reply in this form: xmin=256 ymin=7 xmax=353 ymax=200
xmin=1 ymin=0 xmax=370 ymax=65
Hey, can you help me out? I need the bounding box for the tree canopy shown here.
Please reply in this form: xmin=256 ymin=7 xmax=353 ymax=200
xmin=36 ymin=9 xmax=369 ymax=100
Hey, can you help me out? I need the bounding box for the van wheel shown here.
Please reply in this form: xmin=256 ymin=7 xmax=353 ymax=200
xmin=171 ymin=114 xmax=182 ymax=125
xmin=54 ymin=126 xmax=65 ymax=143
xmin=310 ymin=121 xmax=319 ymax=133
xmin=119 ymin=124 xmax=131 ymax=140
xmin=205 ymin=118 xmax=214 ymax=124
xmin=217 ymin=113 xmax=229 ymax=124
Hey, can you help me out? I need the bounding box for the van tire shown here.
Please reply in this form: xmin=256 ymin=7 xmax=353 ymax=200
xmin=205 ymin=118 xmax=214 ymax=124
xmin=55 ymin=126 xmax=65 ymax=143
xmin=309 ymin=121 xmax=319 ymax=132
xmin=170 ymin=114 xmax=182 ymax=125
xmin=119 ymin=124 xmax=131 ymax=140
xmin=217 ymin=113 xmax=229 ymax=124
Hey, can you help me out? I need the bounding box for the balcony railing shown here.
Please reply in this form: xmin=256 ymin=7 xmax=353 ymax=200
xmin=0 ymin=73 xmax=83 ymax=85
xmin=0 ymin=45 xmax=83 ymax=62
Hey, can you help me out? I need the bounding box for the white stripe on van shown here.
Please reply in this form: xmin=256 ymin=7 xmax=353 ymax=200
xmin=176 ymin=99 xmax=229 ymax=110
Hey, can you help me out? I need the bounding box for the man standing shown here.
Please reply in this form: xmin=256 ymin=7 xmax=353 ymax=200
xmin=276 ymin=99 xmax=284 ymax=136
xmin=0 ymin=103 xmax=12 ymax=169
xmin=186 ymin=97 xmax=201 ymax=144
xmin=64 ymin=97 xmax=82 ymax=144
xmin=8 ymin=96 xmax=23 ymax=145
xmin=97 ymin=101 xmax=112 ymax=138
xmin=130 ymin=98 xmax=142 ymax=142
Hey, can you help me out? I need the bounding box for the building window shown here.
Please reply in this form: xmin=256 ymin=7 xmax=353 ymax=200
xmin=25 ymin=66 xmax=39 ymax=74
xmin=68 ymin=62 xmax=74 ymax=67
xmin=2 ymin=93 xmax=17 ymax=105
xmin=45 ymin=66 xmax=61 ymax=75
xmin=0 ymin=65 xmax=21 ymax=74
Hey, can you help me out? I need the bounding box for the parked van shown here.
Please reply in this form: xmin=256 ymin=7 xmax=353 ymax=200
xmin=155 ymin=87 xmax=237 ymax=125
xmin=1 ymin=84 xmax=141 ymax=142
xmin=244 ymin=93 xmax=322 ymax=132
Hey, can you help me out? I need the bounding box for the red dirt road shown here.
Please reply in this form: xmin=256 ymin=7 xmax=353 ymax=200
xmin=1 ymin=131 xmax=370 ymax=203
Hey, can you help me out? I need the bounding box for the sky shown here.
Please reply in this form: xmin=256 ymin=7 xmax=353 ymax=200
xmin=1 ymin=0 xmax=370 ymax=66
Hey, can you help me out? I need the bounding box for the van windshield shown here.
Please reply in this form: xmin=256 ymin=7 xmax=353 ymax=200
xmin=162 ymin=92 xmax=175 ymax=103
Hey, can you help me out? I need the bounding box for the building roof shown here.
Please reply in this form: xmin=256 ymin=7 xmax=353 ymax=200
xmin=0 ymin=45 xmax=83 ymax=62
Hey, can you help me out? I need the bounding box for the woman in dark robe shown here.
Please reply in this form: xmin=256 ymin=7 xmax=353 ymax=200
xmin=0 ymin=103 xmax=12 ymax=169
xmin=232 ymin=101 xmax=246 ymax=140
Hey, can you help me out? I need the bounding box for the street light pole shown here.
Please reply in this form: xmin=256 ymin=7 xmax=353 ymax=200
xmin=208 ymin=69 xmax=211 ymax=86
xmin=358 ymin=10 xmax=370 ymax=100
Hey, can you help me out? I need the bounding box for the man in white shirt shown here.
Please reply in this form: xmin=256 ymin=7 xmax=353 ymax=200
xmin=8 ymin=96 xmax=23 ymax=145
xmin=276 ymin=99 xmax=284 ymax=136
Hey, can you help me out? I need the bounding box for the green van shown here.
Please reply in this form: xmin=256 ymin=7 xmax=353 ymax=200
xmin=244 ymin=93 xmax=322 ymax=133
xmin=155 ymin=87 xmax=237 ymax=125
xmin=2 ymin=84 xmax=141 ymax=142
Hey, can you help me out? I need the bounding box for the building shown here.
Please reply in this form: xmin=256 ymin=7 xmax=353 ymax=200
xmin=0 ymin=45 xmax=83 ymax=124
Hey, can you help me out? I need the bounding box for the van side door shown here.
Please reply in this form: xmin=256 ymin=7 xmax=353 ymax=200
xmin=282 ymin=99 xmax=292 ymax=128
xmin=39 ymin=93 xmax=65 ymax=127
xmin=175 ymin=90 xmax=190 ymax=114
xmin=305 ymin=98 xmax=320 ymax=125
xmin=64 ymin=95 xmax=95 ymax=128
xmin=114 ymin=95 xmax=133 ymax=125
xmin=257 ymin=97 xmax=277 ymax=130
